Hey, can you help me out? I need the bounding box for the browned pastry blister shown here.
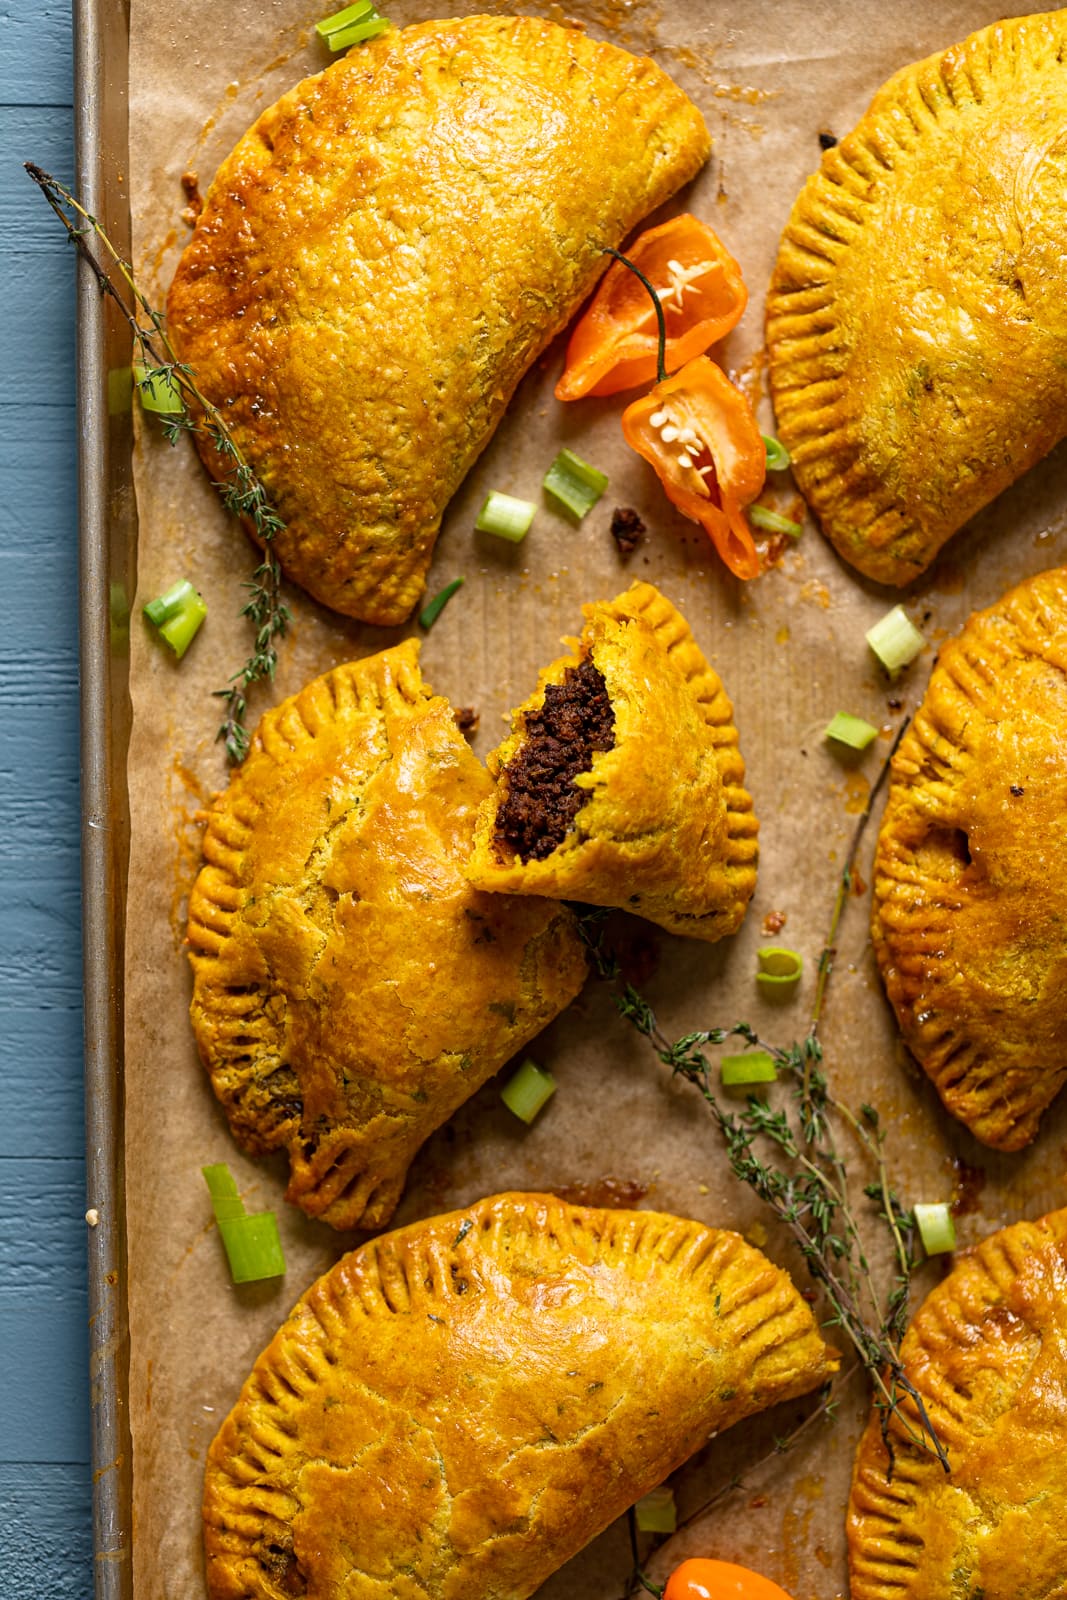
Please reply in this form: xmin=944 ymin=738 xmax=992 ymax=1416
xmin=167 ymin=15 xmax=710 ymax=624
xmin=187 ymin=642 xmax=587 ymax=1231
xmin=203 ymin=1192 xmax=838 ymax=1599
xmin=848 ymin=1206 xmax=1067 ymax=1600
xmin=767 ymin=10 xmax=1067 ymax=585
xmin=466 ymin=581 xmax=758 ymax=942
xmin=871 ymin=566 xmax=1067 ymax=1151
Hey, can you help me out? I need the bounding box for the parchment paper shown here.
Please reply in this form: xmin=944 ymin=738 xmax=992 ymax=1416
xmin=123 ymin=3 xmax=1067 ymax=1595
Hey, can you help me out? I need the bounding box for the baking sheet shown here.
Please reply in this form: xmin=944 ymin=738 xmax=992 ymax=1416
xmin=121 ymin=3 xmax=1067 ymax=1595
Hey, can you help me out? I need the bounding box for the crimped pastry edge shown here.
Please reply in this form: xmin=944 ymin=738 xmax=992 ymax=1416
xmin=871 ymin=565 xmax=1067 ymax=1150
xmin=468 ymin=581 xmax=759 ymax=931
xmin=847 ymin=1205 xmax=1067 ymax=1600
xmin=168 ymin=15 xmax=712 ymax=623
xmin=204 ymin=1190 xmax=838 ymax=1600
xmin=188 ymin=643 xmax=586 ymax=1229
xmin=766 ymin=10 xmax=1067 ymax=584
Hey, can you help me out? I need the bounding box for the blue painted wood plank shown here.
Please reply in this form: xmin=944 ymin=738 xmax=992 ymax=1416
xmin=0 ymin=1464 xmax=93 ymax=1599
xmin=0 ymin=403 xmax=75 ymax=450
xmin=0 ymin=448 xmax=77 ymax=543
xmin=3 ymin=736 xmax=81 ymax=821
xmin=0 ymin=4 xmax=73 ymax=109
xmin=0 ymin=641 xmax=79 ymax=709
xmin=2 ymin=252 xmax=76 ymax=394
xmin=0 ymin=106 xmax=76 ymax=240
xmin=0 ymin=800 xmax=81 ymax=867
xmin=0 ymin=544 xmax=78 ymax=617
xmin=0 ymin=1300 xmax=91 ymax=1464
xmin=0 ymin=1008 xmax=84 ymax=1159
xmin=0 ymin=415 xmax=79 ymax=566
xmin=1 ymin=758 xmax=80 ymax=859
xmin=0 ymin=890 xmax=83 ymax=1007
xmin=1 ymin=650 xmax=82 ymax=715
xmin=0 ymin=1158 xmax=87 ymax=1298
xmin=1 ymin=0 xmax=94 ymax=1583
xmin=0 ymin=549 xmax=79 ymax=751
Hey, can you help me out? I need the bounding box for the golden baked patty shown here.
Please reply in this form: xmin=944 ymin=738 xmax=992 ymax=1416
xmin=466 ymin=581 xmax=759 ymax=941
xmin=767 ymin=10 xmax=1067 ymax=585
xmin=187 ymin=643 xmax=586 ymax=1231
xmin=871 ymin=565 xmax=1067 ymax=1151
xmin=204 ymin=1192 xmax=837 ymax=1599
xmin=849 ymin=1206 xmax=1067 ymax=1600
xmin=168 ymin=15 xmax=710 ymax=623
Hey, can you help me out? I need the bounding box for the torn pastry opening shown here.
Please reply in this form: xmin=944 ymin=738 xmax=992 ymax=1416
xmin=466 ymin=582 xmax=759 ymax=943
xmin=492 ymin=657 xmax=616 ymax=863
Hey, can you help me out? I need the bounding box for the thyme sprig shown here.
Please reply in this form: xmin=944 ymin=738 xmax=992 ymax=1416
xmin=579 ymin=717 xmax=948 ymax=1474
xmin=26 ymin=164 xmax=290 ymax=762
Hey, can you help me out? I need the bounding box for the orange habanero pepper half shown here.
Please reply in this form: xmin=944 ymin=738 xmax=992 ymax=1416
xmin=556 ymin=214 xmax=748 ymax=401
xmin=620 ymin=355 xmax=766 ymax=581
xmin=664 ymin=1557 xmax=797 ymax=1600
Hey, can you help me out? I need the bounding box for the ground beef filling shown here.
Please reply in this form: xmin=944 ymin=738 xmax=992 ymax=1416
xmin=494 ymin=660 xmax=616 ymax=863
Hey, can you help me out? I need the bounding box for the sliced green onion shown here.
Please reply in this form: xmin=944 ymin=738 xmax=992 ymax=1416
xmin=133 ymin=362 xmax=184 ymax=416
xmin=327 ymin=15 xmax=391 ymax=47
xmin=756 ymin=946 xmax=803 ymax=990
xmin=144 ymin=579 xmax=192 ymax=626
xmin=749 ymin=504 xmax=803 ymax=537
xmin=543 ymin=448 xmax=609 ymax=520
xmin=720 ymin=1050 xmax=778 ymax=1087
xmin=824 ymin=711 xmax=878 ymax=751
xmin=315 ymin=0 xmax=373 ymax=40
xmin=218 ymin=1214 xmax=287 ymax=1284
xmin=155 ymin=597 xmax=206 ymax=658
xmin=866 ymin=605 xmax=925 ymax=675
xmin=202 ymin=1163 xmax=286 ymax=1283
xmin=317 ymin=0 xmax=373 ymax=30
xmin=763 ymin=435 xmax=791 ymax=471
xmin=418 ymin=576 xmax=464 ymax=629
xmin=913 ymin=1202 xmax=956 ymax=1257
xmin=475 ymin=490 xmax=536 ymax=543
xmin=143 ymin=578 xmax=207 ymax=659
xmin=501 ymin=1059 xmax=557 ymax=1124
xmin=634 ymin=1486 xmax=677 ymax=1534
xmin=202 ymin=1162 xmax=245 ymax=1222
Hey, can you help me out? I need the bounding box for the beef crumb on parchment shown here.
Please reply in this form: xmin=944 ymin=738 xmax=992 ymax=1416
xmin=610 ymin=506 xmax=645 ymax=555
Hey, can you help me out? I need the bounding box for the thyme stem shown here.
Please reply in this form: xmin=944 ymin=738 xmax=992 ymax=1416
xmin=578 ymin=716 xmax=948 ymax=1474
xmin=625 ymin=1509 xmax=665 ymax=1598
xmin=26 ymin=163 xmax=290 ymax=762
xmin=810 ymin=716 xmax=908 ymax=1036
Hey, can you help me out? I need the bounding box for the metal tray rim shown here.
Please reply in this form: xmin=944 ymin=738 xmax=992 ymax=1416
xmin=76 ymin=0 xmax=135 ymax=1593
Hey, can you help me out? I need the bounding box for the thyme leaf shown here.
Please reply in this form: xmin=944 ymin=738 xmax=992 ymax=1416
xmin=26 ymin=163 xmax=290 ymax=762
xmin=578 ymin=717 xmax=949 ymax=1477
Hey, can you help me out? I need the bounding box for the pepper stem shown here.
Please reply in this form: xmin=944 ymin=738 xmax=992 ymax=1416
xmin=603 ymin=246 xmax=667 ymax=385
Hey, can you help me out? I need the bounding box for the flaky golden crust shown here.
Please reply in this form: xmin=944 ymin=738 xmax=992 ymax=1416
xmin=871 ymin=566 xmax=1067 ymax=1150
xmin=848 ymin=1206 xmax=1067 ymax=1600
xmin=766 ymin=11 xmax=1067 ymax=585
xmin=167 ymin=16 xmax=710 ymax=624
xmin=466 ymin=581 xmax=758 ymax=941
xmin=204 ymin=1191 xmax=837 ymax=1600
xmin=187 ymin=643 xmax=586 ymax=1230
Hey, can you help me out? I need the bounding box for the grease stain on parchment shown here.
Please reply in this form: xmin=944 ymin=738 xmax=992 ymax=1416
xmin=834 ymin=770 xmax=871 ymax=816
xmin=169 ymin=755 xmax=210 ymax=949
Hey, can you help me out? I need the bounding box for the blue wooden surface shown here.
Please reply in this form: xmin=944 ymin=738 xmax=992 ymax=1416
xmin=0 ymin=3 xmax=93 ymax=1595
